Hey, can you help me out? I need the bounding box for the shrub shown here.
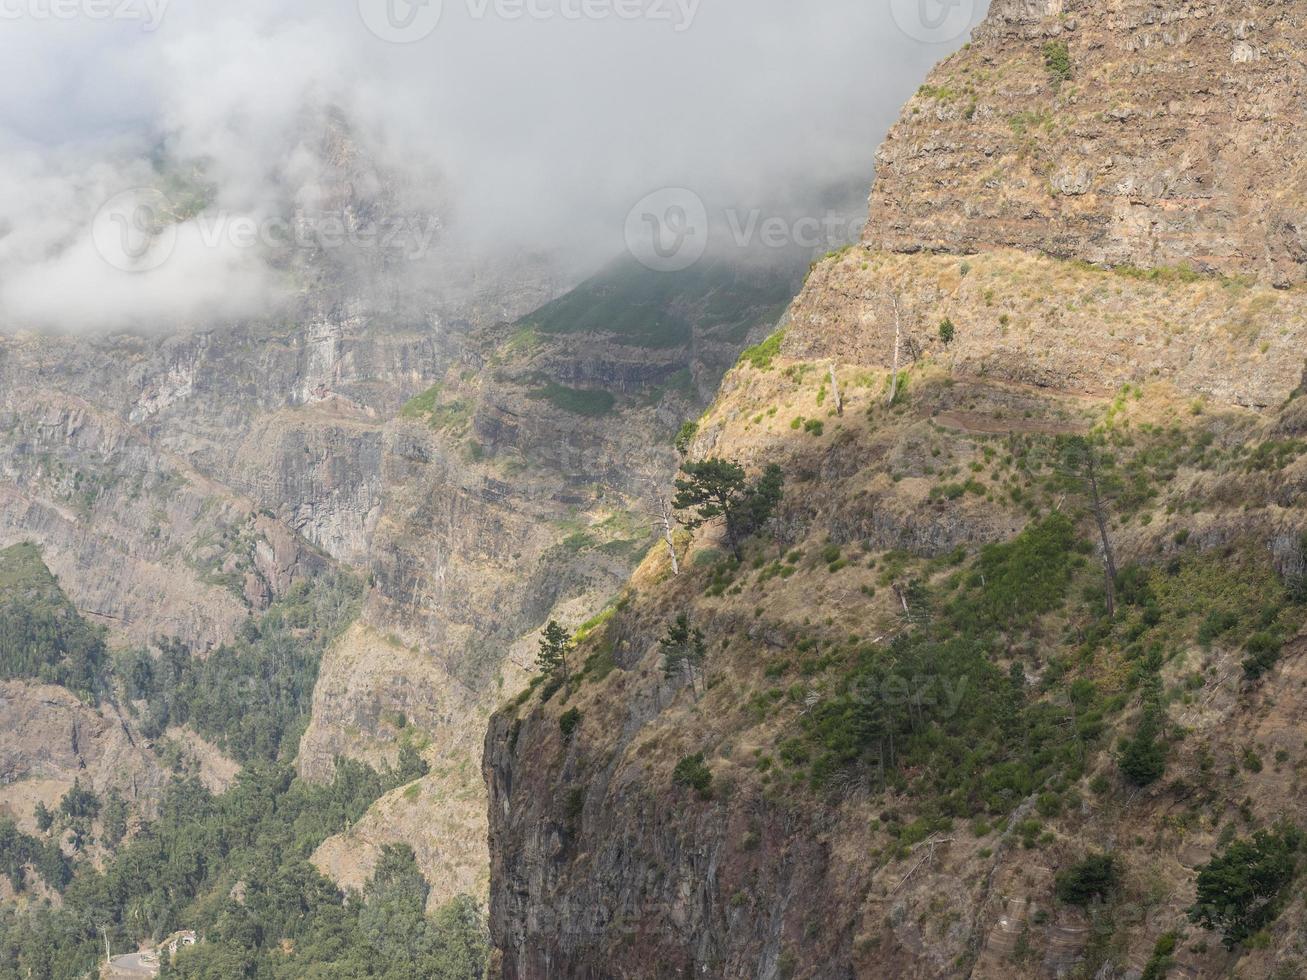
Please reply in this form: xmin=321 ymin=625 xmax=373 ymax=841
xmin=1242 ymin=632 xmax=1282 ymax=679
xmin=740 ymin=329 xmax=785 ymax=370
xmin=1140 ymin=932 xmax=1178 ymax=980
xmin=1190 ymin=826 xmax=1302 ymax=948
xmin=1120 ymin=713 xmax=1167 ymax=786
xmin=1198 ymin=609 xmax=1240 ymax=646
xmin=938 ymin=318 xmax=956 ymax=346
xmin=1055 ymin=853 xmax=1120 ymax=906
xmin=675 ymin=421 xmax=699 ymax=455
xmin=1043 ymin=41 xmax=1072 ymax=84
xmin=673 ymin=753 xmax=713 ymax=798
xmin=559 ymin=708 xmax=581 ymax=738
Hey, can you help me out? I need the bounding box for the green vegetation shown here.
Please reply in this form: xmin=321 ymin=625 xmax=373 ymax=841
xmin=672 ymin=754 xmax=713 ymax=798
xmin=673 ymin=459 xmax=784 ymax=561
xmin=400 ymin=384 xmax=475 ymax=432
xmin=0 ymin=753 xmax=479 ymax=980
xmin=1054 ymin=853 xmax=1120 ymax=906
xmin=118 ymin=570 xmax=364 ymax=764
xmin=660 ymin=614 xmax=708 ymax=697
xmin=0 ymin=543 xmax=107 ymax=701
xmin=0 ymin=818 xmax=70 ymax=893
xmin=1118 ymin=649 xmax=1167 ymax=786
xmin=1190 ymin=825 xmax=1303 ymax=948
xmin=536 ymin=620 xmax=573 ymax=697
xmin=1140 ymin=932 xmax=1179 ymax=980
xmin=675 ymin=420 xmax=699 ymax=455
xmin=1242 ymin=631 xmax=1283 ymax=679
xmin=559 ymin=707 xmax=581 ymax=738
xmin=795 ymin=516 xmax=1096 ymax=811
xmin=0 ymin=554 xmax=481 ymax=978
xmin=1043 ymin=40 xmax=1072 ymax=84
xmin=740 ymin=328 xmax=785 ymax=371
xmin=528 ymin=382 xmax=616 ymax=417
xmin=516 ymin=256 xmax=793 ymax=350
xmin=938 ymin=317 xmax=956 ymax=346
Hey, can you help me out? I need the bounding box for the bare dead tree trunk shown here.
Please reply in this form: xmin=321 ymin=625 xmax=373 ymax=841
xmin=893 ymin=582 xmax=910 ymax=616
xmin=828 ymin=362 xmax=844 ymax=416
xmin=1085 ymin=454 xmax=1118 ymax=618
xmin=653 ymin=494 xmax=680 ymax=575
xmin=886 ymin=293 xmax=903 ymax=407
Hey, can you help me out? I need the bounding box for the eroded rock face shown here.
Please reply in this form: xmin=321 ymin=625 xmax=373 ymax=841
xmin=484 ymin=292 xmax=1307 ymax=978
xmin=0 ymin=388 xmax=327 ymax=649
xmin=485 ymin=2 xmax=1307 ymax=977
xmin=0 ymin=681 xmax=165 ymax=823
xmin=866 ymin=0 xmax=1307 ymax=285
xmin=298 ymin=280 xmax=793 ymax=900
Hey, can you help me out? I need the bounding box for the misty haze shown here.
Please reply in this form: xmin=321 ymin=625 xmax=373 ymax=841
xmin=3 ymin=1 xmax=1307 ymax=979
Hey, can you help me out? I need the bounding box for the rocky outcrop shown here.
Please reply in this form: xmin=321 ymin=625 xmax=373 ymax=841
xmin=788 ymin=248 xmax=1307 ymax=409
xmin=485 ymin=293 xmax=1307 ymax=978
xmin=0 ymin=680 xmax=165 ymax=828
xmin=867 ymin=0 xmax=1307 ymax=286
xmin=0 ymin=389 xmax=327 ymax=648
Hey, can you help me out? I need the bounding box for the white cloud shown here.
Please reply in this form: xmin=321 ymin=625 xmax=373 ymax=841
xmin=0 ymin=0 xmax=987 ymax=332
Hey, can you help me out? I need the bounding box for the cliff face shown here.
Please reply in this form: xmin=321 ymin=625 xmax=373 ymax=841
xmin=0 ymin=193 xmax=799 ymax=908
xmin=296 ymin=259 xmax=800 ymax=909
xmin=486 ymin=3 xmax=1307 ymax=977
xmin=868 ymin=0 xmax=1307 ymax=286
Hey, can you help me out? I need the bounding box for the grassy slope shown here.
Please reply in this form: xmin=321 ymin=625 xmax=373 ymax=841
xmin=494 ymin=257 xmax=1307 ymax=976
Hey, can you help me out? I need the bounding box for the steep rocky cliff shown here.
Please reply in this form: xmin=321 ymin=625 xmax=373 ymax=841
xmin=0 ymin=204 xmax=802 ymax=910
xmin=297 ymin=257 xmax=800 ymax=908
xmin=868 ymin=0 xmax=1307 ymax=287
xmin=486 ymin=3 xmax=1307 ymax=977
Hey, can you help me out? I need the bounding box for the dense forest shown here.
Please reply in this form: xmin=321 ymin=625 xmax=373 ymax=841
xmin=0 ymin=542 xmax=107 ymax=700
xmin=0 ymin=546 xmax=488 ymax=979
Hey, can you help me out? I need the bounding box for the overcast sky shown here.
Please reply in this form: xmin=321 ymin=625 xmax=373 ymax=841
xmin=0 ymin=0 xmax=986 ymax=331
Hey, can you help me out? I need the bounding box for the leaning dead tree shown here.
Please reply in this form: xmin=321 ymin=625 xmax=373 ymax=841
xmin=1083 ymin=449 xmax=1119 ymax=619
xmin=646 ymin=483 xmax=681 ymax=575
xmin=886 ymin=292 xmax=904 ymax=407
xmin=828 ymin=362 xmax=844 ymax=416
xmin=1059 ymin=437 xmax=1119 ymax=619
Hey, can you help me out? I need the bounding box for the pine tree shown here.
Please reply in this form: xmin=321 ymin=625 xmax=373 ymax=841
xmin=673 ymin=459 xmax=784 ymax=560
xmin=1120 ymin=650 xmax=1167 ymax=785
xmin=660 ymin=614 xmax=707 ymax=697
xmin=536 ymin=620 xmax=572 ymax=690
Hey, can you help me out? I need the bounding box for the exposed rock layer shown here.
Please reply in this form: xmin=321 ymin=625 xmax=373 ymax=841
xmin=867 ymin=0 xmax=1307 ymax=286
